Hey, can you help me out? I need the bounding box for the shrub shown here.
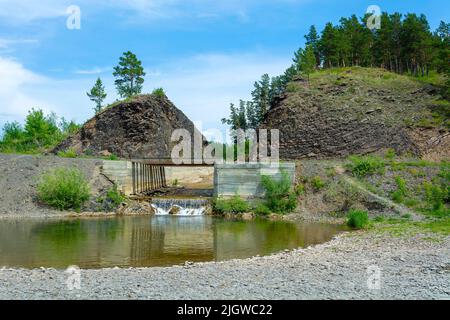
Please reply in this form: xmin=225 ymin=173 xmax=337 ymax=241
xmin=347 ymin=155 xmax=385 ymax=177
xmin=213 ymin=195 xmax=249 ymax=214
xmin=346 ymin=209 xmax=369 ymax=229
xmin=384 ymin=148 xmax=396 ymax=160
xmin=254 ymin=203 xmax=271 ymax=216
xmin=152 ymin=88 xmax=166 ymax=98
xmin=391 ymin=176 xmax=408 ymax=203
xmin=311 ymin=176 xmax=326 ymax=190
xmin=294 ymin=183 xmax=305 ymax=196
xmin=103 ymin=154 xmax=119 ymax=160
xmin=57 ymin=148 xmax=77 ymax=158
xmin=423 ymin=182 xmax=448 ymax=216
xmin=261 ymin=171 xmax=297 ymax=214
xmin=106 ymin=184 xmax=125 ymax=207
xmin=37 ymin=167 xmax=90 ymax=210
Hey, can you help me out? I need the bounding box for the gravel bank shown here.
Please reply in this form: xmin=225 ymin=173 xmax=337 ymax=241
xmin=1 ymin=231 xmax=448 ymax=300
xmin=0 ymin=153 xmax=111 ymax=217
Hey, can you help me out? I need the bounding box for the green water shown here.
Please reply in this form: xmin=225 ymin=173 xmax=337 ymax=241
xmin=0 ymin=216 xmax=345 ymax=269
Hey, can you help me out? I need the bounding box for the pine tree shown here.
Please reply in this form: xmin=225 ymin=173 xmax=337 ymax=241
xmin=305 ymin=25 xmax=321 ymax=67
xmin=113 ymin=51 xmax=146 ymax=98
xmin=86 ymin=78 xmax=107 ymax=114
xmin=251 ymin=74 xmax=271 ymax=124
xmin=298 ymin=45 xmax=317 ymax=82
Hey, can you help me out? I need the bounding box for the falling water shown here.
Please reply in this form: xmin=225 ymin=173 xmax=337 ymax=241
xmin=151 ymin=198 xmax=209 ymax=216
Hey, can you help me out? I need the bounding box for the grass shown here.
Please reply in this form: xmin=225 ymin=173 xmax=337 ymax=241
xmin=346 ymin=209 xmax=369 ymax=229
xmin=347 ymin=155 xmax=385 ymax=177
xmin=37 ymin=167 xmax=90 ymax=211
xmin=371 ymin=217 xmax=450 ymax=237
xmin=57 ymin=148 xmax=77 ymax=158
xmin=311 ymin=176 xmax=326 ymax=190
xmin=213 ymin=195 xmax=249 ymax=214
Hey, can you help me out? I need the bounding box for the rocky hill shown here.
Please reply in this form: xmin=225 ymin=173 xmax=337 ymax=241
xmin=261 ymin=67 xmax=449 ymax=161
xmin=53 ymin=94 xmax=202 ymax=159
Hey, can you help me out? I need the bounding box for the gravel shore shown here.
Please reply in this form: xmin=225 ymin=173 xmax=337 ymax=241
xmin=1 ymin=231 xmax=448 ymax=300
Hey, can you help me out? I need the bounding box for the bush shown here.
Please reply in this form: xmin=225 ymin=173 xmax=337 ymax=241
xmin=254 ymin=203 xmax=271 ymax=216
xmin=261 ymin=171 xmax=297 ymax=214
xmin=423 ymin=182 xmax=448 ymax=216
xmin=152 ymin=88 xmax=166 ymax=98
xmin=346 ymin=209 xmax=369 ymax=229
xmin=384 ymin=148 xmax=396 ymax=160
xmin=106 ymin=184 xmax=125 ymax=207
xmin=213 ymin=195 xmax=249 ymax=214
xmin=391 ymin=176 xmax=408 ymax=203
xmin=57 ymin=148 xmax=77 ymax=158
xmin=347 ymin=155 xmax=385 ymax=177
xmin=311 ymin=176 xmax=326 ymax=190
xmin=37 ymin=167 xmax=90 ymax=210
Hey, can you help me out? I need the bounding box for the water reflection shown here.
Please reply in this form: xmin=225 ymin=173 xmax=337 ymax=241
xmin=0 ymin=216 xmax=345 ymax=269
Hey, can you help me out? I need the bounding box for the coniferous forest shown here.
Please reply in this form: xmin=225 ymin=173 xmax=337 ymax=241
xmin=222 ymin=12 xmax=449 ymax=130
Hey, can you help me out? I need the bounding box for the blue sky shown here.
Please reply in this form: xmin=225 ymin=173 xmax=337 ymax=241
xmin=0 ymin=0 xmax=448 ymax=133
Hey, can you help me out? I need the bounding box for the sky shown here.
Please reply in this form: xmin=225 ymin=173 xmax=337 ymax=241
xmin=0 ymin=0 xmax=448 ymax=134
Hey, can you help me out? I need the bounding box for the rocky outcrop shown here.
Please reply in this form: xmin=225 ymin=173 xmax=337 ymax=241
xmin=261 ymin=68 xmax=449 ymax=160
xmin=53 ymin=94 xmax=203 ymax=159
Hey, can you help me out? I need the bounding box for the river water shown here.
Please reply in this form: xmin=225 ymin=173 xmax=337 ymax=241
xmin=0 ymin=216 xmax=345 ymax=269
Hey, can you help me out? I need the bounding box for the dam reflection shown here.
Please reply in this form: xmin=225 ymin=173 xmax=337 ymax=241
xmin=0 ymin=216 xmax=345 ymax=269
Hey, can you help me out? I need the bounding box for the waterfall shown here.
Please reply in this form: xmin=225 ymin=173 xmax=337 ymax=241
xmin=151 ymin=198 xmax=208 ymax=216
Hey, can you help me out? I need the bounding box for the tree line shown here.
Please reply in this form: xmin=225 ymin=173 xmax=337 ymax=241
xmin=222 ymin=12 xmax=449 ymax=130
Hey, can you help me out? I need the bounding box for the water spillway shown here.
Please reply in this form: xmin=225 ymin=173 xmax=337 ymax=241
xmin=151 ymin=198 xmax=209 ymax=216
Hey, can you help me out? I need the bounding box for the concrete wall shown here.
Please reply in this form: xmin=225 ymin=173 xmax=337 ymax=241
xmin=101 ymin=160 xmax=133 ymax=195
xmin=214 ymin=162 xmax=295 ymax=198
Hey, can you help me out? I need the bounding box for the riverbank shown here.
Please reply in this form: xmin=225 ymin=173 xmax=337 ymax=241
xmin=0 ymin=227 xmax=448 ymax=299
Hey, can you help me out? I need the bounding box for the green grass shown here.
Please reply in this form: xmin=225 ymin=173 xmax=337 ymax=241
xmin=213 ymin=195 xmax=249 ymax=214
xmin=346 ymin=209 xmax=369 ymax=229
xmin=347 ymin=155 xmax=385 ymax=177
xmin=311 ymin=176 xmax=326 ymax=190
xmin=57 ymin=148 xmax=77 ymax=158
xmin=372 ymin=217 xmax=450 ymax=237
xmin=254 ymin=203 xmax=271 ymax=216
xmin=37 ymin=167 xmax=90 ymax=211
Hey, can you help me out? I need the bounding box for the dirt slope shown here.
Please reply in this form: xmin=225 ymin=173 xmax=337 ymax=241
xmin=261 ymin=67 xmax=449 ymax=160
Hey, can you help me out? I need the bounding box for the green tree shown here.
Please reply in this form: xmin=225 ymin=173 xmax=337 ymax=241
xmin=295 ymin=45 xmax=317 ymax=82
xmin=304 ymin=25 xmax=321 ymax=67
xmin=113 ymin=51 xmax=146 ymax=98
xmin=251 ymin=74 xmax=271 ymax=124
xmin=24 ymin=109 xmax=60 ymax=148
xmin=87 ymin=78 xmax=107 ymax=114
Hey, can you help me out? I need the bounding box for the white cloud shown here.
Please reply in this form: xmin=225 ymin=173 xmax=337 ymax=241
xmin=74 ymin=67 xmax=111 ymax=75
xmin=147 ymin=52 xmax=291 ymax=130
xmin=0 ymin=0 xmax=309 ymax=24
xmin=0 ymin=57 xmax=48 ymax=121
xmin=0 ymin=0 xmax=68 ymax=24
xmin=0 ymin=38 xmax=38 ymax=49
xmin=0 ymin=51 xmax=291 ymax=135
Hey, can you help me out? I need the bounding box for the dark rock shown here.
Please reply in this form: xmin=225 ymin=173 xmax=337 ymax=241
xmin=53 ymin=94 xmax=204 ymax=159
